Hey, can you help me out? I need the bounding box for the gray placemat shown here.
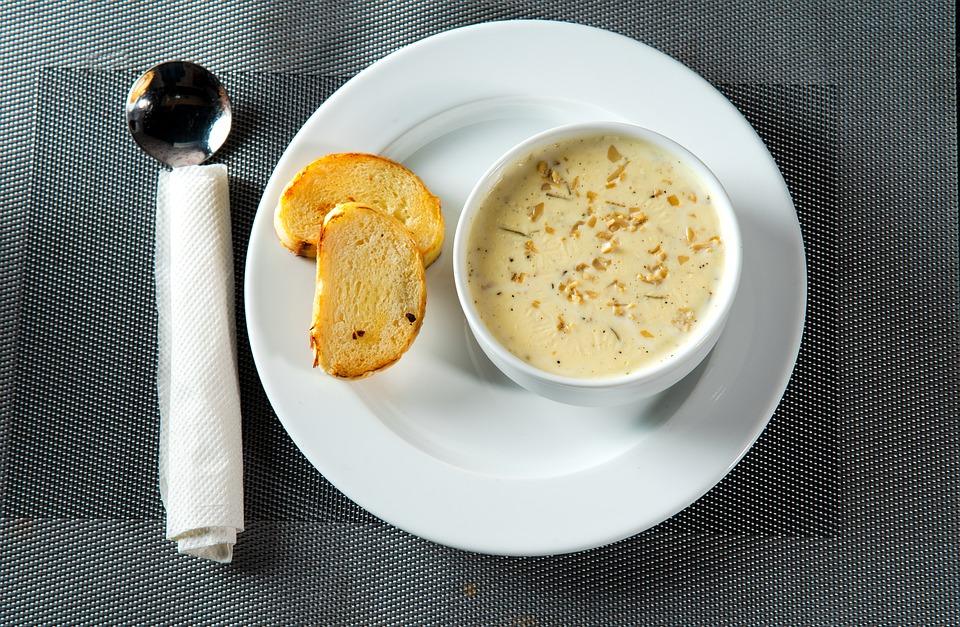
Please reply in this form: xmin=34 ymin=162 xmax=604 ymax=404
xmin=1 ymin=1 xmax=957 ymax=624
xmin=3 ymin=70 xmax=837 ymax=536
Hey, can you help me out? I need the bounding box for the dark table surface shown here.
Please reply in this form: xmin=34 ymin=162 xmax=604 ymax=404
xmin=1 ymin=1 xmax=956 ymax=624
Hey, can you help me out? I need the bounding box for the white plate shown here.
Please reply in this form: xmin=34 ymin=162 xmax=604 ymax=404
xmin=245 ymin=21 xmax=806 ymax=556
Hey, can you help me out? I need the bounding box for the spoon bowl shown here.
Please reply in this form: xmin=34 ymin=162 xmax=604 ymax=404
xmin=126 ymin=61 xmax=232 ymax=167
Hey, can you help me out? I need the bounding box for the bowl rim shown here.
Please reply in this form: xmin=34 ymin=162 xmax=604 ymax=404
xmin=452 ymin=120 xmax=743 ymax=389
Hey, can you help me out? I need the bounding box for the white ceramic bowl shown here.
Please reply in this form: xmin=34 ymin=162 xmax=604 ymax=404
xmin=453 ymin=121 xmax=742 ymax=406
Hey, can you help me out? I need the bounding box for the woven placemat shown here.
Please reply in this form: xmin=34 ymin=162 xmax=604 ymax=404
xmin=5 ymin=70 xmax=836 ymax=535
xmin=0 ymin=69 xmax=845 ymax=624
xmin=1 ymin=2 xmax=956 ymax=624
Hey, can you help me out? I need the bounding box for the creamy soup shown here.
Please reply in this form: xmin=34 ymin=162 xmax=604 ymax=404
xmin=466 ymin=134 xmax=726 ymax=378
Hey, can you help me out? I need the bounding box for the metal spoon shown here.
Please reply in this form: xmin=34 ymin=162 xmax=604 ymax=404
xmin=126 ymin=60 xmax=232 ymax=167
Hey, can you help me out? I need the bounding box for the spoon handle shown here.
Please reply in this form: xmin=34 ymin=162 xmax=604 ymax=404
xmin=155 ymin=164 xmax=244 ymax=562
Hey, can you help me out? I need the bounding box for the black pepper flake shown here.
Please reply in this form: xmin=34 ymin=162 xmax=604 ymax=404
xmin=356 ymin=330 xmax=365 ymax=337
xmin=405 ymin=313 xmax=416 ymax=323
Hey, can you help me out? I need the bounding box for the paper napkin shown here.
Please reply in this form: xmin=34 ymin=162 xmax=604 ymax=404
xmin=156 ymin=164 xmax=244 ymax=563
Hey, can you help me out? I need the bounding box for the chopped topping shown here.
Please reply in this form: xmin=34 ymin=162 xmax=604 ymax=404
xmin=606 ymin=213 xmax=630 ymax=231
xmin=678 ymin=255 xmax=690 ymax=265
xmin=628 ymin=211 xmax=648 ymax=230
xmin=587 ymin=215 xmax=597 ymax=228
xmin=511 ymin=272 xmax=526 ymax=283
xmin=569 ymin=220 xmax=585 ymax=237
xmin=544 ymin=223 xmax=556 ymax=234
xmin=528 ymin=202 xmax=544 ymax=222
xmin=537 ymin=161 xmax=572 ymax=198
xmin=691 ymin=236 xmax=722 ymax=251
xmin=606 ymin=161 xmax=628 ymax=182
xmin=640 ymin=329 xmax=654 ymax=338
xmin=524 ymin=240 xmax=538 ymax=254
xmin=686 ymin=226 xmax=696 ymax=243
xmin=596 ymin=231 xmax=613 ymax=241
xmin=575 ymin=262 xmax=589 ymax=272
xmin=558 ymin=280 xmax=585 ymax=304
xmin=531 ymin=300 xmax=540 ymax=308
xmin=592 ymin=257 xmax=610 ymax=271
xmin=609 ymin=278 xmax=626 ymax=292
xmin=557 ymin=315 xmax=570 ymax=332
xmin=600 ymin=239 xmax=619 ymax=254
xmin=648 ymin=243 xmax=662 ymax=254
xmin=406 ymin=313 xmax=417 ymax=323
xmin=606 ymin=300 xmax=636 ymax=317
xmin=687 ymin=192 xmax=698 ymax=203
xmin=586 ymin=191 xmax=598 ymax=202
xmin=607 ymin=145 xmax=622 ymax=161
xmin=639 ymin=263 xmax=669 ymax=284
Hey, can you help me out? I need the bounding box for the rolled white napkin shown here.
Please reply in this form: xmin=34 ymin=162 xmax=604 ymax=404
xmin=156 ymin=164 xmax=244 ymax=563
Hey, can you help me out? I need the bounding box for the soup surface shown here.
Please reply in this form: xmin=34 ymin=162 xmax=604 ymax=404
xmin=466 ymin=134 xmax=726 ymax=378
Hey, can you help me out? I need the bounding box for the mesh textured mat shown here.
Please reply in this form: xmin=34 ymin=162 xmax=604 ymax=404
xmin=1 ymin=2 xmax=957 ymax=624
xmin=6 ymin=72 xmax=838 ymax=533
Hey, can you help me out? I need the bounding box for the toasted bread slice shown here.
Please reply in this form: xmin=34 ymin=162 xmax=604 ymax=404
xmin=275 ymin=153 xmax=444 ymax=266
xmin=309 ymin=203 xmax=426 ymax=378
